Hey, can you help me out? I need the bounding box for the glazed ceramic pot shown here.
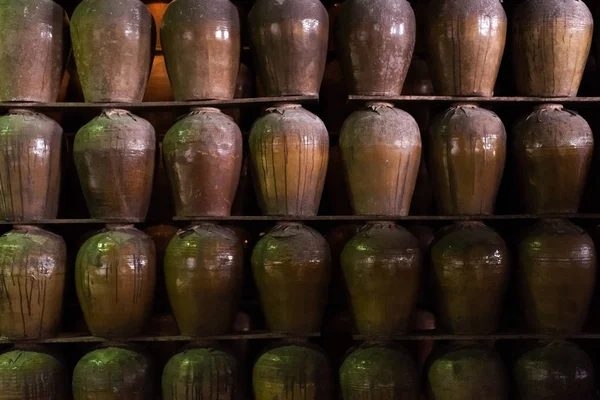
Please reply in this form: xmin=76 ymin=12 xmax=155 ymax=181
xmin=340 ymin=102 xmax=421 ymax=216
xmin=75 ymin=225 xmax=156 ymax=338
xmin=249 ymin=104 xmax=329 ymax=216
xmin=428 ymin=103 xmax=506 ymax=215
xmin=427 ymin=0 xmax=506 ymax=96
xmin=144 ymin=224 xmax=178 ymax=313
xmin=162 ymin=0 xmax=240 ymax=100
xmin=165 ymin=224 xmax=243 ymax=336
xmin=74 ymin=109 xmax=155 ymax=221
xmin=512 ymin=0 xmax=593 ymax=97
xmin=518 ymin=219 xmax=596 ymax=334
xmin=248 ymin=0 xmax=328 ymax=96
xmin=341 ymin=222 xmax=420 ymax=337
xmin=71 ymin=0 xmax=153 ymax=102
xmin=0 ymin=0 xmax=65 ymax=102
xmin=513 ymin=104 xmax=593 ymax=214
xmin=163 ymin=108 xmax=243 ymax=217
xmin=252 ymin=223 xmax=331 ymax=334
xmin=0 ymin=110 xmax=62 ymax=221
xmin=337 ymin=0 xmax=416 ymax=96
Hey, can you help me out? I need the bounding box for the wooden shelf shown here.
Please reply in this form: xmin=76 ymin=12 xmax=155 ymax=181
xmin=354 ymin=333 xmax=600 ymax=341
xmin=348 ymin=95 xmax=600 ymax=104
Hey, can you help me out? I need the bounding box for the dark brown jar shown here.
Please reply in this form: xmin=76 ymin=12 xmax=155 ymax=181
xmin=341 ymin=222 xmax=420 ymax=338
xmin=165 ymin=224 xmax=243 ymax=336
xmin=427 ymin=0 xmax=506 ymax=96
xmin=518 ymin=219 xmax=596 ymax=334
xmin=74 ymin=109 xmax=156 ymax=221
xmin=75 ymin=225 xmax=156 ymax=338
xmin=513 ymin=104 xmax=593 ymax=214
xmin=0 ymin=110 xmax=62 ymax=221
xmin=251 ymin=223 xmax=331 ymax=334
xmin=161 ymin=0 xmax=240 ymax=100
xmin=0 ymin=0 xmax=66 ymax=102
xmin=428 ymin=103 xmax=506 ymax=215
xmin=71 ymin=0 xmax=153 ymax=102
xmin=163 ymin=108 xmax=243 ymax=217
xmin=248 ymin=0 xmax=328 ymax=97
xmin=337 ymin=0 xmax=415 ymax=96
xmin=340 ymin=102 xmax=421 ymax=217
xmin=431 ymin=222 xmax=509 ymax=334
xmin=249 ymin=104 xmax=329 ymax=216
xmin=512 ymin=0 xmax=593 ymax=97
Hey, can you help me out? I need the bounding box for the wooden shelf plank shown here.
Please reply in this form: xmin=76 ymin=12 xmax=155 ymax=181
xmin=348 ymin=95 xmax=600 ymax=103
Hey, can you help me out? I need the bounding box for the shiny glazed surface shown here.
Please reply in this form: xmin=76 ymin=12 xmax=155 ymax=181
xmin=0 ymin=349 xmax=66 ymax=399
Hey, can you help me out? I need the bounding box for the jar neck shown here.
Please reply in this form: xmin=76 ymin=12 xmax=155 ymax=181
xmin=190 ymin=107 xmax=221 ymax=113
xmin=534 ymin=103 xmax=563 ymax=111
xmin=105 ymin=224 xmax=135 ymax=230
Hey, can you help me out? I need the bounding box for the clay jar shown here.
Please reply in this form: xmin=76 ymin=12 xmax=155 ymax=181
xmin=428 ymin=103 xmax=506 ymax=215
xmin=249 ymin=104 xmax=329 ymax=216
xmin=512 ymin=0 xmax=593 ymax=97
xmin=164 ymin=224 xmax=243 ymax=336
xmin=518 ymin=219 xmax=596 ymax=334
xmin=431 ymin=222 xmax=509 ymax=334
xmin=427 ymin=0 xmax=506 ymax=96
xmin=0 ymin=226 xmax=66 ymax=339
xmin=513 ymin=104 xmax=593 ymax=214
xmin=75 ymin=225 xmax=156 ymax=338
xmin=340 ymin=102 xmax=421 ymax=216
xmin=74 ymin=109 xmax=156 ymax=221
xmin=0 ymin=110 xmax=62 ymax=221
xmin=251 ymin=223 xmax=331 ymax=334
xmin=162 ymin=0 xmax=240 ymax=100
xmin=248 ymin=0 xmax=328 ymax=96
xmin=0 ymin=0 xmax=65 ymax=102
xmin=71 ymin=0 xmax=153 ymax=102
xmin=341 ymin=222 xmax=421 ymax=338
xmin=163 ymin=108 xmax=243 ymax=217
xmin=337 ymin=0 xmax=416 ymax=96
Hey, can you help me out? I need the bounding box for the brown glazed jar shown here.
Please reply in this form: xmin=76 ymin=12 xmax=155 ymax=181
xmin=163 ymin=108 xmax=243 ymax=217
xmin=431 ymin=222 xmax=509 ymax=334
xmin=341 ymin=222 xmax=421 ymax=338
xmin=513 ymin=104 xmax=593 ymax=214
xmin=164 ymin=224 xmax=243 ymax=336
xmin=518 ymin=219 xmax=596 ymax=334
xmin=0 ymin=110 xmax=62 ymax=221
xmin=512 ymin=0 xmax=593 ymax=97
xmin=251 ymin=223 xmax=331 ymax=334
xmin=428 ymin=103 xmax=506 ymax=215
xmin=248 ymin=0 xmax=328 ymax=96
xmin=337 ymin=0 xmax=416 ymax=96
xmin=71 ymin=0 xmax=153 ymax=102
xmin=161 ymin=0 xmax=240 ymax=100
xmin=427 ymin=0 xmax=506 ymax=96
xmin=74 ymin=109 xmax=156 ymax=221
xmin=249 ymin=104 xmax=329 ymax=216
xmin=340 ymin=102 xmax=421 ymax=216
xmin=0 ymin=0 xmax=65 ymax=102
xmin=75 ymin=225 xmax=156 ymax=338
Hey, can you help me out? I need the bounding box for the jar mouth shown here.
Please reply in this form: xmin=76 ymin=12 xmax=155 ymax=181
xmin=12 ymin=224 xmax=43 ymax=231
xmin=105 ymin=224 xmax=135 ymax=230
xmin=8 ymin=108 xmax=35 ymax=115
xmin=276 ymin=221 xmax=304 ymax=227
xmin=451 ymin=102 xmax=479 ymax=108
xmin=190 ymin=107 xmax=221 ymax=113
xmin=270 ymin=103 xmax=302 ymax=110
xmin=365 ymin=102 xmax=394 ymax=109
xmin=534 ymin=103 xmax=563 ymax=111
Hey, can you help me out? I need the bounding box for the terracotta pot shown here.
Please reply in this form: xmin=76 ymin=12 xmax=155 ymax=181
xmin=145 ymin=0 xmax=169 ymax=51
xmin=143 ymin=54 xmax=174 ymax=102
xmin=337 ymin=0 xmax=416 ymax=96
xmin=74 ymin=109 xmax=156 ymax=221
xmin=165 ymin=224 xmax=243 ymax=336
xmin=341 ymin=222 xmax=420 ymax=337
xmin=431 ymin=222 xmax=509 ymax=334
xmin=144 ymin=224 xmax=178 ymax=313
xmin=428 ymin=103 xmax=506 ymax=215
xmin=340 ymin=102 xmax=421 ymax=216
xmin=0 ymin=0 xmax=65 ymax=102
xmin=340 ymin=343 xmax=419 ymax=399
xmin=164 ymin=108 xmax=243 ymax=217
xmin=513 ymin=104 xmax=593 ymax=214
xmin=0 ymin=110 xmax=62 ymax=221
xmin=249 ymin=104 xmax=329 ymax=216
xmin=518 ymin=219 xmax=596 ymax=334
xmin=252 ymin=223 xmax=331 ymax=334
xmin=248 ymin=0 xmax=328 ymax=96
xmin=162 ymin=0 xmax=240 ymax=100
xmin=325 ymin=223 xmax=361 ymax=305
xmin=512 ymin=0 xmax=593 ymax=97
xmin=427 ymin=0 xmax=506 ymax=96
xmin=75 ymin=225 xmax=156 ymax=338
